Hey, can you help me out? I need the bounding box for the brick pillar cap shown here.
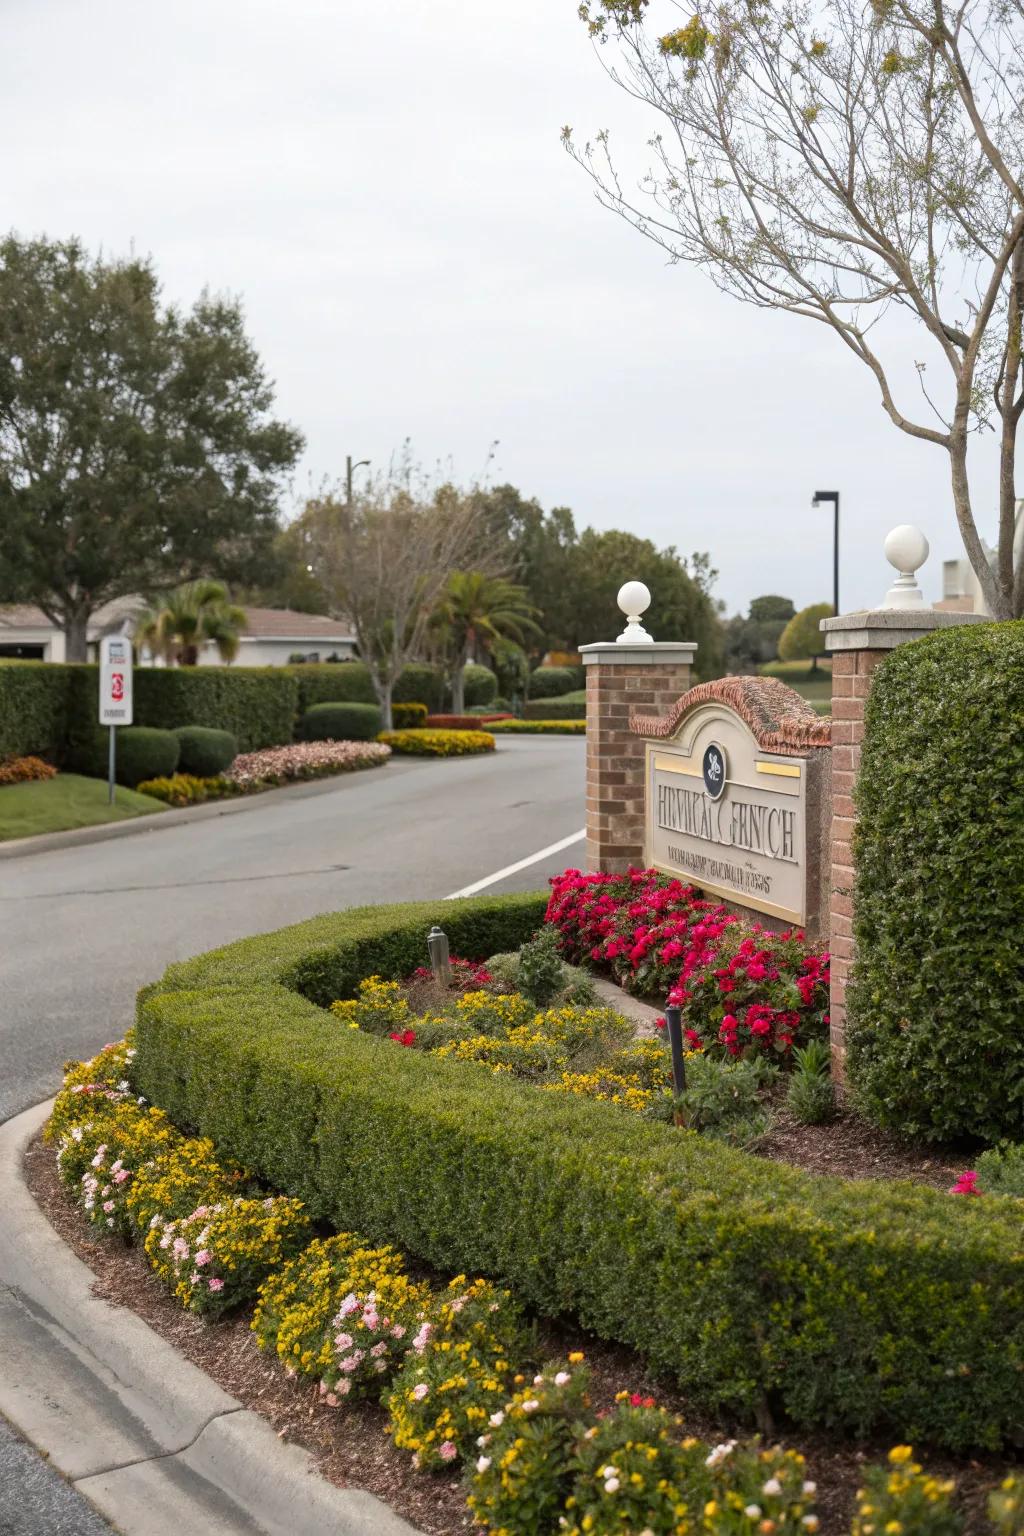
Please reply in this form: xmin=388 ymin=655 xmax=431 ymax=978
xmin=581 ymin=641 xmax=697 ymax=666
xmin=822 ymin=608 xmax=990 ymax=652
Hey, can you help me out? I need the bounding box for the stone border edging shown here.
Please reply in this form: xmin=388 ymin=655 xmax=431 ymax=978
xmin=0 ymin=1100 xmax=420 ymax=1536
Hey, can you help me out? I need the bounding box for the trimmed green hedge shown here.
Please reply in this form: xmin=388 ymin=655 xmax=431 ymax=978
xmin=173 ymin=726 xmax=238 ymax=777
xmin=298 ymin=702 xmax=382 ymax=742
xmin=82 ymin=726 xmax=180 ymax=786
xmin=463 ymin=663 xmax=498 ymax=707
xmin=528 ymin=666 xmax=578 ymax=699
xmin=523 ymin=697 xmax=586 ymax=720
xmin=0 ymin=662 xmax=67 ymax=759
xmin=847 ymin=621 xmax=1024 ymax=1142
xmin=135 ymin=895 xmax=1024 ymax=1452
xmin=291 ymin=662 xmax=446 ymax=715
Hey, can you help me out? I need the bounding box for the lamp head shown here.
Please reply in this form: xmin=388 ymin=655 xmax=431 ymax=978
xmin=811 ymin=490 xmax=837 ymax=508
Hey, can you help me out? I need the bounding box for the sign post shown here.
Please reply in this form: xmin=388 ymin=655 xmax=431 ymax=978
xmin=99 ymin=635 xmax=134 ymax=804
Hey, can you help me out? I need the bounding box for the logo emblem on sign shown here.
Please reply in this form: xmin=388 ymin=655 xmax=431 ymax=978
xmin=702 ymin=742 xmax=727 ymax=800
xmin=111 ymin=673 xmax=124 ymax=701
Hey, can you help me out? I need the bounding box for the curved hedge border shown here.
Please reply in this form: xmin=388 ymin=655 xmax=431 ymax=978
xmin=846 ymin=621 xmax=1024 ymax=1142
xmin=135 ymin=894 xmax=1024 ymax=1452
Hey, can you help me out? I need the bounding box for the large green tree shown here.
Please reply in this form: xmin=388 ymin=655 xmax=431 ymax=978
xmin=431 ymin=571 xmax=541 ymax=713
xmin=564 ymin=528 xmax=723 ymax=676
xmin=474 ymin=484 xmax=577 ymax=657
xmin=723 ymin=594 xmax=796 ymax=672
xmin=0 ymin=235 xmax=302 ymax=659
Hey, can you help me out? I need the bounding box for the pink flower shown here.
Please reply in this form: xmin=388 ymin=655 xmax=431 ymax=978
xmin=207 ymin=1277 xmax=224 ymax=1292
xmin=438 ymin=1441 xmax=457 ymax=1462
xmin=949 ymin=1170 xmax=982 ymax=1196
xmin=412 ymin=1383 xmax=429 ymax=1401
xmin=112 ymin=1169 xmax=130 ymax=1185
xmin=194 ymin=1249 xmax=212 ymax=1267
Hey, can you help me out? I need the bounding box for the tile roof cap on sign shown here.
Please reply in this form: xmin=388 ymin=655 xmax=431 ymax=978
xmin=238 ymin=608 xmax=356 ymax=640
xmin=631 ymin=675 xmax=832 ymax=757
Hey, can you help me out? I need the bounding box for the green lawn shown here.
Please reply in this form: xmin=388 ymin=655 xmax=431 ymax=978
xmin=758 ymin=659 xmax=832 ymax=714
xmin=0 ymin=774 xmax=168 ymax=842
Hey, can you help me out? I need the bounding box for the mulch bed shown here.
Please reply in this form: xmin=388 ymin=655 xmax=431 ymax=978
xmin=756 ymin=1102 xmax=964 ymax=1191
xmin=23 ymin=1135 xmax=1020 ymax=1535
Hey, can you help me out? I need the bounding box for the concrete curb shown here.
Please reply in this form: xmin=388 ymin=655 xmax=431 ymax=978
xmin=0 ymin=1101 xmax=420 ymax=1535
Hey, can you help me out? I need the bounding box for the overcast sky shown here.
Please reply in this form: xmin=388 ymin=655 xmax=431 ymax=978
xmin=2 ymin=0 xmax=997 ymax=624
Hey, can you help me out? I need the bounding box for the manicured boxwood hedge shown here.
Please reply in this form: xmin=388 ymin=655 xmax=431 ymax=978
xmin=462 ymin=663 xmax=498 ymax=707
xmin=81 ymin=726 xmax=181 ymax=786
xmin=297 ymin=702 xmax=382 ymax=742
xmin=173 ymin=726 xmax=238 ymax=777
xmin=528 ymin=665 xmax=578 ymax=698
xmin=522 ymin=697 xmax=586 ymax=720
xmin=291 ymin=662 xmax=446 ymax=716
xmin=846 ymin=621 xmax=1024 ymax=1143
xmin=0 ymin=662 xmax=67 ymax=759
xmin=135 ymin=894 xmax=1024 ymax=1452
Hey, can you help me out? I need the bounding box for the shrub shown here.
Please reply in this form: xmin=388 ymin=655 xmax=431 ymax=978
xmin=463 ymin=663 xmax=498 ymax=707
xmin=851 ymin=1446 xmax=960 ymax=1536
xmin=489 ymin=720 xmax=587 ymax=735
xmin=297 ymin=702 xmax=382 ymax=742
xmin=0 ymin=662 xmax=68 ymax=759
xmin=677 ymin=1053 xmax=777 ymax=1146
xmin=976 ymin=1143 xmax=1024 ymax=1199
xmin=290 ymin=662 xmax=378 ymax=713
xmin=129 ymin=1137 xmax=246 ymax=1246
xmin=528 ymin=666 xmax=577 ymax=699
xmin=564 ymin=1403 xmax=713 ymax=1536
xmin=80 ymin=725 xmax=180 ymax=787
xmin=252 ymin=1234 xmax=408 ymax=1380
xmin=990 ymin=1476 xmax=1024 ymax=1536
xmin=516 ymin=925 xmax=569 ymax=1006
xmin=392 ymin=701 xmax=428 ymax=728
xmin=467 ymin=1362 xmax=593 ymax=1533
xmin=392 ymin=662 xmax=445 ymax=712
xmin=135 ymin=891 xmax=1024 ymax=1453
xmin=379 ymin=728 xmax=495 ymax=757
xmin=522 ymin=697 xmax=586 ymax=720
xmin=846 ymin=622 xmax=1024 ymax=1142
xmin=157 ymin=1195 xmax=312 ymax=1318
xmin=425 ymin=714 xmax=514 ymax=730
xmin=46 ymin=1036 xmax=138 ymax=1147
xmin=84 ymin=667 xmax=297 ymax=753
xmin=136 ymin=774 xmax=243 ymax=807
xmin=0 ymin=754 xmax=57 ymax=785
xmin=56 ymin=1102 xmax=180 ymax=1233
xmin=225 ymin=740 xmax=390 ymax=787
xmin=172 ymin=726 xmax=238 ymax=777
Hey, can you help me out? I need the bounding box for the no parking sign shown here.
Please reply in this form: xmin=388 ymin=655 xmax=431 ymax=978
xmin=99 ymin=635 xmax=134 ymax=726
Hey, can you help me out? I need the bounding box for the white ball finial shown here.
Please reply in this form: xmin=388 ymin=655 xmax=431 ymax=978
xmin=616 ymin=580 xmax=653 ymax=643
xmin=880 ymin=524 xmax=930 ymax=609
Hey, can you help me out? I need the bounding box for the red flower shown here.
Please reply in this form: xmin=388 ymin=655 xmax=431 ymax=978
xmin=389 ymin=1029 xmax=416 ymax=1047
xmin=949 ymin=1170 xmax=982 ymax=1196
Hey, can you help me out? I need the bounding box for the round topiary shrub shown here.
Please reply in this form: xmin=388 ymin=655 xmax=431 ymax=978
xmin=297 ymin=702 xmax=382 ymax=742
xmin=83 ymin=726 xmax=180 ymax=787
xmin=463 ymin=664 xmax=498 ymax=707
xmin=391 ymin=701 xmax=428 ymax=729
xmin=528 ymin=666 xmax=577 ymax=699
xmin=173 ymin=726 xmax=239 ymax=777
xmin=846 ymin=620 xmax=1024 ymax=1143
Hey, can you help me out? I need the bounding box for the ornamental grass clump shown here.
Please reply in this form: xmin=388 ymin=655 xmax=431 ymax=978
xmin=252 ymin=1233 xmax=408 ymax=1380
xmin=851 ymin=1446 xmax=960 ymax=1536
xmin=157 ymin=1195 xmax=311 ymax=1318
xmin=467 ymin=1361 xmax=593 ymax=1534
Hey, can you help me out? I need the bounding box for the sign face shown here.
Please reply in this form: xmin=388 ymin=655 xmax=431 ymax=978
xmin=646 ymin=703 xmax=807 ymax=924
xmin=99 ymin=635 xmax=134 ymax=726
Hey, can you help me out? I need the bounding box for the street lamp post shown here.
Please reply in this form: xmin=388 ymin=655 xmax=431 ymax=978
xmin=346 ymin=454 xmax=370 ymax=508
xmin=811 ymin=490 xmax=840 ymax=615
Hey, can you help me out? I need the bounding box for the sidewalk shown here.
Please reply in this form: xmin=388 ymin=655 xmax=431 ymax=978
xmin=0 ymin=1101 xmax=419 ymax=1536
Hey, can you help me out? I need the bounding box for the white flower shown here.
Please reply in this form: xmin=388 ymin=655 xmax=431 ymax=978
xmin=476 ymin=1456 xmax=491 ymax=1474
xmin=705 ymin=1441 xmax=736 ymax=1469
xmin=745 ymin=1506 xmax=762 ymax=1519
xmin=762 ymin=1478 xmax=783 ymax=1497
xmin=802 ymin=1519 xmax=820 ymax=1532
xmin=533 ymin=1374 xmax=545 ymax=1386
xmin=802 ymin=1482 xmax=817 ymax=1496
xmin=604 ymin=1478 xmax=620 ymax=1495
xmin=488 ymin=1411 xmax=505 ymax=1427
xmin=520 ymin=1399 xmax=540 ymax=1413
xmin=554 ymin=1371 xmax=570 ymax=1386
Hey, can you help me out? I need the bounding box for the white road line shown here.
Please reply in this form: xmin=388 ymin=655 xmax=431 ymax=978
xmin=445 ymin=828 xmax=586 ymax=900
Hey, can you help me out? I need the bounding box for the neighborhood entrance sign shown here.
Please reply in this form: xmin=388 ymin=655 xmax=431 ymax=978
xmin=645 ymin=703 xmax=808 ymax=925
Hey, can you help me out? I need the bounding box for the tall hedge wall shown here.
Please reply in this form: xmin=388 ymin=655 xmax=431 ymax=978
xmin=0 ymin=663 xmax=68 ymax=759
xmin=291 ymin=662 xmax=447 ymax=716
xmin=134 ymin=893 xmax=1024 ymax=1452
xmin=846 ymin=621 xmax=1024 ymax=1142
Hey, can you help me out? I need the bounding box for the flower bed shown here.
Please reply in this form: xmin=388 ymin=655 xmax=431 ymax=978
xmin=546 ymin=868 xmax=829 ymax=1059
xmin=138 ymin=740 xmax=391 ymax=804
xmin=43 ymin=1037 xmax=1024 ymax=1533
xmin=488 ymin=719 xmax=587 ymax=734
xmin=378 ymin=728 xmax=495 ymax=757
xmin=424 ymin=714 xmax=515 ymax=729
xmin=130 ymin=894 xmax=1024 ymax=1453
xmin=0 ymin=754 xmax=58 ymax=784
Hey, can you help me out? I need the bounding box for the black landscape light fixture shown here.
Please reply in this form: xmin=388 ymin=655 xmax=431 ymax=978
xmin=811 ymin=490 xmax=840 ymax=617
xmin=427 ymin=925 xmax=451 ymax=988
xmin=663 ymin=1002 xmax=688 ymax=1127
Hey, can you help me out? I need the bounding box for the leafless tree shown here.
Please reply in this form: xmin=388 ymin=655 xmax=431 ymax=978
xmin=297 ymin=451 xmax=488 ymax=728
xmin=566 ymin=0 xmax=1024 ymax=616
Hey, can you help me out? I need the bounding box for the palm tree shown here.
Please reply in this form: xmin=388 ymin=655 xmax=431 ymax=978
xmin=432 ymin=572 xmax=541 ymax=714
xmin=135 ymin=580 xmax=247 ymax=666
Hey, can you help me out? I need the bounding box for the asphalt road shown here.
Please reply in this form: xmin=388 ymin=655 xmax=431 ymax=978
xmin=0 ymin=735 xmax=585 ymax=1125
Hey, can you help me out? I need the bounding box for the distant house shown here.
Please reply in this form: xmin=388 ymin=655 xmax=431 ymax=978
xmin=935 ymin=500 xmax=1024 ymax=616
xmin=0 ymin=602 xmax=357 ymax=666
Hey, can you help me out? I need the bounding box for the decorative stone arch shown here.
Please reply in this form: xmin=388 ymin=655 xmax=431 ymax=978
xmin=631 ymin=676 xmax=833 ymax=940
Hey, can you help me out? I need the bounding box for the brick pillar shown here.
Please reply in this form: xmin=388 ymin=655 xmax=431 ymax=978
xmin=581 ymin=641 xmax=696 ymax=873
xmin=822 ymin=609 xmax=987 ymax=1077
